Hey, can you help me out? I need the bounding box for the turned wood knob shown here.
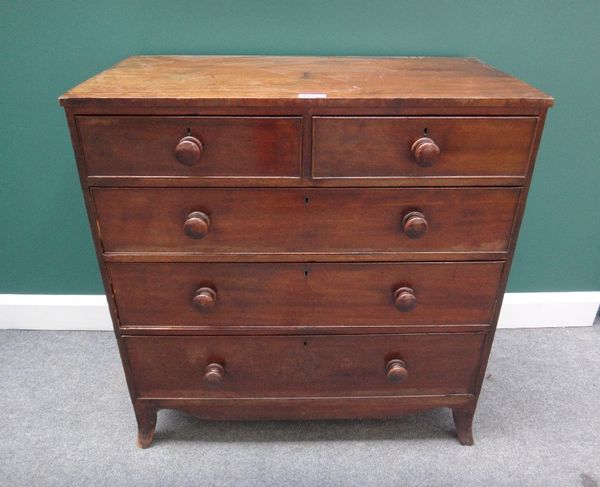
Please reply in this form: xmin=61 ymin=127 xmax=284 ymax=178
xmin=402 ymin=211 xmax=428 ymax=239
xmin=175 ymin=136 xmax=203 ymax=166
xmin=184 ymin=211 xmax=210 ymax=239
xmin=192 ymin=287 xmax=217 ymax=310
xmin=204 ymin=363 xmax=225 ymax=386
xmin=411 ymin=137 xmax=440 ymax=167
xmin=393 ymin=287 xmax=417 ymax=311
xmin=386 ymin=359 xmax=408 ymax=383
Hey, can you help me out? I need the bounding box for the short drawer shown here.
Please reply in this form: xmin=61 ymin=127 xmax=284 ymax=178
xmin=124 ymin=333 xmax=485 ymax=398
xmin=93 ymin=187 xmax=520 ymax=254
xmin=77 ymin=116 xmax=302 ymax=177
xmin=109 ymin=262 xmax=503 ymax=327
xmin=313 ymin=116 xmax=537 ymax=178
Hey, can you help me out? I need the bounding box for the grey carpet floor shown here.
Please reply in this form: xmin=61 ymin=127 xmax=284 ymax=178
xmin=1 ymin=326 xmax=599 ymax=487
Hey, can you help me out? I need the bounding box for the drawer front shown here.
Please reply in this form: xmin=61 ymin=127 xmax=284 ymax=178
xmin=124 ymin=333 xmax=485 ymax=398
xmin=313 ymin=116 xmax=537 ymax=178
xmin=78 ymin=116 xmax=302 ymax=177
xmin=109 ymin=262 xmax=503 ymax=327
xmin=93 ymin=187 xmax=520 ymax=254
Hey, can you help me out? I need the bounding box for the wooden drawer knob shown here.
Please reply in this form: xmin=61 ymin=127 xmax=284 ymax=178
xmin=393 ymin=287 xmax=417 ymax=311
xmin=184 ymin=211 xmax=210 ymax=239
xmin=402 ymin=211 xmax=428 ymax=239
xmin=192 ymin=286 xmax=217 ymax=310
xmin=175 ymin=136 xmax=203 ymax=166
xmin=204 ymin=363 xmax=225 ymax=387
xmin=386 ymin=359 xmax=408 ymax=383
xmin=411 ymin=137 xmax=440 ymax=167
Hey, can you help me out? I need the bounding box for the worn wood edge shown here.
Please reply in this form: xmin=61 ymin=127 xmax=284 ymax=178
xmin=101 ymin=251 xmax=510 ymax=263
xmin=60 ymin=96 xmax=553 ymax=109
xmin=62 ymin=105 xmax=549 ymax=116
xmin=118 ymin=324 xmax=491 ymax=335
xmin=136 ymin=394 xmax=474 ymax=421
xmin=140 ymin=394 xmax=474 ymax=402
xmin=452 ymin=404 xmax=475 ymax=446
xmin=86 ymin=176 xmax=527 ymax=187
xmin=63 ymin=108 xmax=139 ymax=405
xmin=122 ymin=331 xmax=487 ymax=339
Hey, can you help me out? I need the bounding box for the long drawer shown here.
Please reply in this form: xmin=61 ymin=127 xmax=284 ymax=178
xmin=78 ymin=116 xmax=302 ymax=177
xmin=124 ymin=333 xmax=485 ymax=398
xmin=93 ymin=187 xmax=520 ymax=254
xmin=313 ymin=116 xmax=537 ymax=178
xmin=109 ymin=262 xmax=503 ymax=327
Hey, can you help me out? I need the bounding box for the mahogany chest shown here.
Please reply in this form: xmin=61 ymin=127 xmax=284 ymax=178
xmin=60 ymin=56 xmax=553 ymax=447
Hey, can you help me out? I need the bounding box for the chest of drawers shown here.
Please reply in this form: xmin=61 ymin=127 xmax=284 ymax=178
xmin=60 ymin=56 xmax=552 ymax=447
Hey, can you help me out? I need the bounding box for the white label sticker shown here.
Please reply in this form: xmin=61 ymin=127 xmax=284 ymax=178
xmin=297 ymin=93 xmax=327 ymax=98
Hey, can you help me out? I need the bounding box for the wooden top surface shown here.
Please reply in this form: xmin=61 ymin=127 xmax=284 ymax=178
xmin=60 ymin=56 xmax=553 ymax=108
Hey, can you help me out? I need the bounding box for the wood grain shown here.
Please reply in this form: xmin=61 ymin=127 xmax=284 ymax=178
xmin=93 ymin=187 xmax=520 ymax=254
xmin=86 ymin=175 xmax=530 ymax=188
xmin=60 ymin=56 xmax=553 ymax=108
xmin=108 ymin=262 xmax=503 ymax=327
xmin=78 ymin=116 xmax=302 ymax=177
xmin=60 ymin=55 xmax=552 ymax=447
xmin=140 ymin=395 xmax=474 ymax=421
xmin=313 ymin=117 xmax=537 ymax=178
xmin=124 ymin=333 xmax=485 ymax=398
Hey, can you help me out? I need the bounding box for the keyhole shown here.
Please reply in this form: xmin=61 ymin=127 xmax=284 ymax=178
xmin=304 ymin=197 xmax=310 ymax=205
xmin=303 ymin=341 xmax=308 ymax=346
xmin=423 ymin=127 xmax=428 ymax=136
xmin=304 ymin=270 xmax=309 ymax=277
xmin=186 ymin=127 xmax=191 ymax=135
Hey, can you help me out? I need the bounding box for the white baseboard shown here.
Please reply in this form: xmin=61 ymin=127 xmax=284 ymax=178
xmin=497 ymin=292 xmax=600 ymax=329
xmin=0 ymin=292 xmax=598 ymax=331
xmin=0 ymin=295 xmax=113 ymax=331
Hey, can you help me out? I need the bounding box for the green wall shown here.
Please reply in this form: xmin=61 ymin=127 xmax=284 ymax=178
xmin=1 ymin=0 xmax=599 ymax=294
